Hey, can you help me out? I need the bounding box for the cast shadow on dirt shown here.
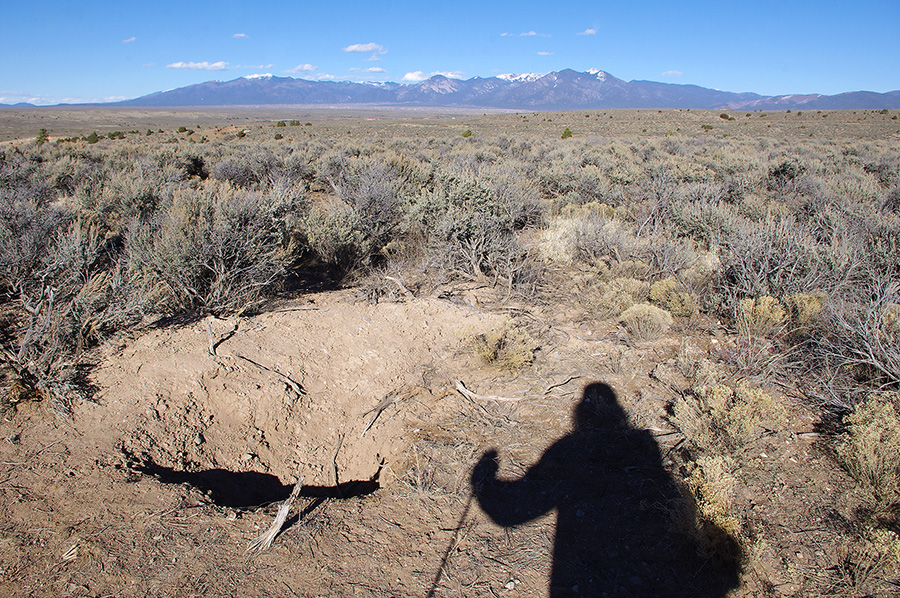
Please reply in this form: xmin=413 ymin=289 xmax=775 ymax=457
xmin=471 ymin=382 xmax=741 ymax=598
xmin=128 ymin=458 xmax=380 ymax=509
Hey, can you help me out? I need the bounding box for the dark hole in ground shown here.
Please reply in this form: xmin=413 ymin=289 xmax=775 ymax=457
xmin=127 ymin=454 xmax=381 ymax=508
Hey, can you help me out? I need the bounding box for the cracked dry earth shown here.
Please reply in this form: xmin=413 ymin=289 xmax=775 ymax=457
xmin=0 ymin=285 xmax=884 ymax=597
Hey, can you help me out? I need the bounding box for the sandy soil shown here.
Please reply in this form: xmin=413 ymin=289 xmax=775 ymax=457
xmin=0 ymin=279 xmax=882 ymax=597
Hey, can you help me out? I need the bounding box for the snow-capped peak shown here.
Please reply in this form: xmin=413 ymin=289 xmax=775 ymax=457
xmin=585 ymin=68 xmax=610 ymax=81
xmin=243 ymin=73 xmax=273 ymax=80
xmin=497 ymin=72 xmax=543 ymax=83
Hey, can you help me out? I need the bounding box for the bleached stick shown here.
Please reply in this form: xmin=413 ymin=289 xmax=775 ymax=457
xmin=384 ymin=275 xmax=414 ymax=298
xmin=455 ymin=380 xmax=528 ymax=402
xmin=248 ymin=476 xmax=304 ymax=552
xmin=221 ymin=353 xmax=305 ymax=396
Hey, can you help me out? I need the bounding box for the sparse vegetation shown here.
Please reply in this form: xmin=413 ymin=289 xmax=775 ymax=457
xmin=463 ymin=318 xmax=538 ymax=370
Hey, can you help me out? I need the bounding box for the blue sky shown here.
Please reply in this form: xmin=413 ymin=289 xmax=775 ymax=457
xmin=2 ymin=0 xmax=898 ymax=105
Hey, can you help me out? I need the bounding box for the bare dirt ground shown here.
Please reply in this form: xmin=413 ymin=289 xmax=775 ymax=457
xmin=0 ymin=281 xmax=878 ymax=597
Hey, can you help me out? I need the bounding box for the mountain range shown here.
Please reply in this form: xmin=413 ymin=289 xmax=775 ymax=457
xmin=9 ymin=69 xmax=899 ymax=111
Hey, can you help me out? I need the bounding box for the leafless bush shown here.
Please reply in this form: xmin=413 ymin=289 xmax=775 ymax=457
xmin=410 ymin=170 xmax=542 ymax=289
xmin=126 ymin=183 xmax=299 ymax=315
xmin=1 ymin=222 xmax=138 ymax=412
xmin=211 ymin=147 xmax=279 ymax=188
xmin=718 ymin=214 xmax=850 ymax=309
xmin=816 ymin=281 xmax=900 ymax=398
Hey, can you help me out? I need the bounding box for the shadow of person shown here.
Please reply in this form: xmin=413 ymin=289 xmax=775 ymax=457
xmin=471 ymin=382 xmax=740 ymax=597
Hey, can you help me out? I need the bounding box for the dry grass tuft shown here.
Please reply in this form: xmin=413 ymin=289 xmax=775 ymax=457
xmin=672 ymin=360 xmax=790 ymax=451
xmin=837 ymin=394 xmax=900 ymax=509
xmin=462 ymin=319 xmax=539 ymax=370
xmin=649 ymin=277 xmax=698 ymax=317
xmin=785 ymin=291 xmax=826 ymax=330
xmin=673 ymin=455 xmax=744 ymax=565
xmin=619 ymin=303 xmax=673 ymax=340
xmin=737 ymin=296 xmax=787 ymax=337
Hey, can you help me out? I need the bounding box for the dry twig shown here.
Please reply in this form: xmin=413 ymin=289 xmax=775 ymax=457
xmin=360 ymin=386 xmax=425 ymax=437
xmin=219 ymin=353 xmax=305 ymax=397
xmin=384 ymin=275 xmax=414 ymax=298
xmin=455 ymin=380 xmax=528 ymax=403
xmin=248 ymin=476 xmax=305 ymax=552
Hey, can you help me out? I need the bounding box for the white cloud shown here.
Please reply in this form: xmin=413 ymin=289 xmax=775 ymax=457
xmin=402 ymin=71 xmax=427 ymax=82
xmin=142 ymin=62 xmax=156 ymax=68
xmin=577 ymin=28 xmax=597 ymax=36
xmin=285 ymin=63 xmax=317 ymax=74
xmin=344 ymin=42 xmax=386 ymax=54
xmin=537 ymin=51 xmax=554 ymax=56
xmin=241 ymin=63 xmax=274 ymax=69
xmin=503 ymin=31 xmax=550 ymax=38
xmin=661 ymin=70 xmax=683 ymax=77
xmin=314 ymin=74 xmax=337 ymax=80
xmin=122 ymin=37 xmax=136 ymax=44
xmin=402 ymin=70 xmax=463 ymax=82
xmin=350 ymin=67 xmax=387 ymax=73
xmin=233 ymin=33 xmax=249 ymax=39
xmin=166 ymin=61 xmax=229 ymax=71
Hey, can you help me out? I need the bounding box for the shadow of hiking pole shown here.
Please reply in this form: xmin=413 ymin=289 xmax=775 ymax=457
xmin=426 ymin=492 xmax=475 ymax=598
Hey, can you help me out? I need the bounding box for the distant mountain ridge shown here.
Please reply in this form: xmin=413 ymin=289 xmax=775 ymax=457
xmin=115 ymin=69 xmax=900 ymax=111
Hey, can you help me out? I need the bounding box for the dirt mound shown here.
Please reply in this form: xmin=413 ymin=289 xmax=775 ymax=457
xmin=83 ymin=292 xmax=500 ymax=495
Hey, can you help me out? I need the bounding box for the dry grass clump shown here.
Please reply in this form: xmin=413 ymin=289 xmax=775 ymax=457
xmin=678 ymin=455 xmax=743 ymax=561
xmin=649 ymin=277 xmax=698 ymax=317
xmin=883 ymin=302 xmax=900 ymax=341
xmin=462 ymin=319 xmax=539 ymax=370
xmin=574 ymin=276 xmax=649 ymax=319
xmin=836 ymin=394 xmax=900 ymax=509
xmin=619 ymin=303 xmax=673 ymax=340
xmin=736 ymin=295 xmax=787 ymax=337
xmin=672 ymin=361 xmax=789 ymax=451
xmin=785 ymin=291 xmax=826 ymax=330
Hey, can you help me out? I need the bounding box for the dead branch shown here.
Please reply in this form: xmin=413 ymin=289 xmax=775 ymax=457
xmin=332 ymin=434 xmax=344 ymax=498
xmin=219 ymin=353 xmax=305 ymax=397
xmin=360 ymin=386 xmax=426 ymax=437
xmin=455 ymin=380 xmax=528 ymax=403
xmin=384 ymin=275 xmax=414 ymax=298
xmin=206 ymin=320 xmax=216 ymax=356
xmin=248 ymin=476 xmax=305 ymax=552
xmin=543 ymin=375 xmax=581 ymax=394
